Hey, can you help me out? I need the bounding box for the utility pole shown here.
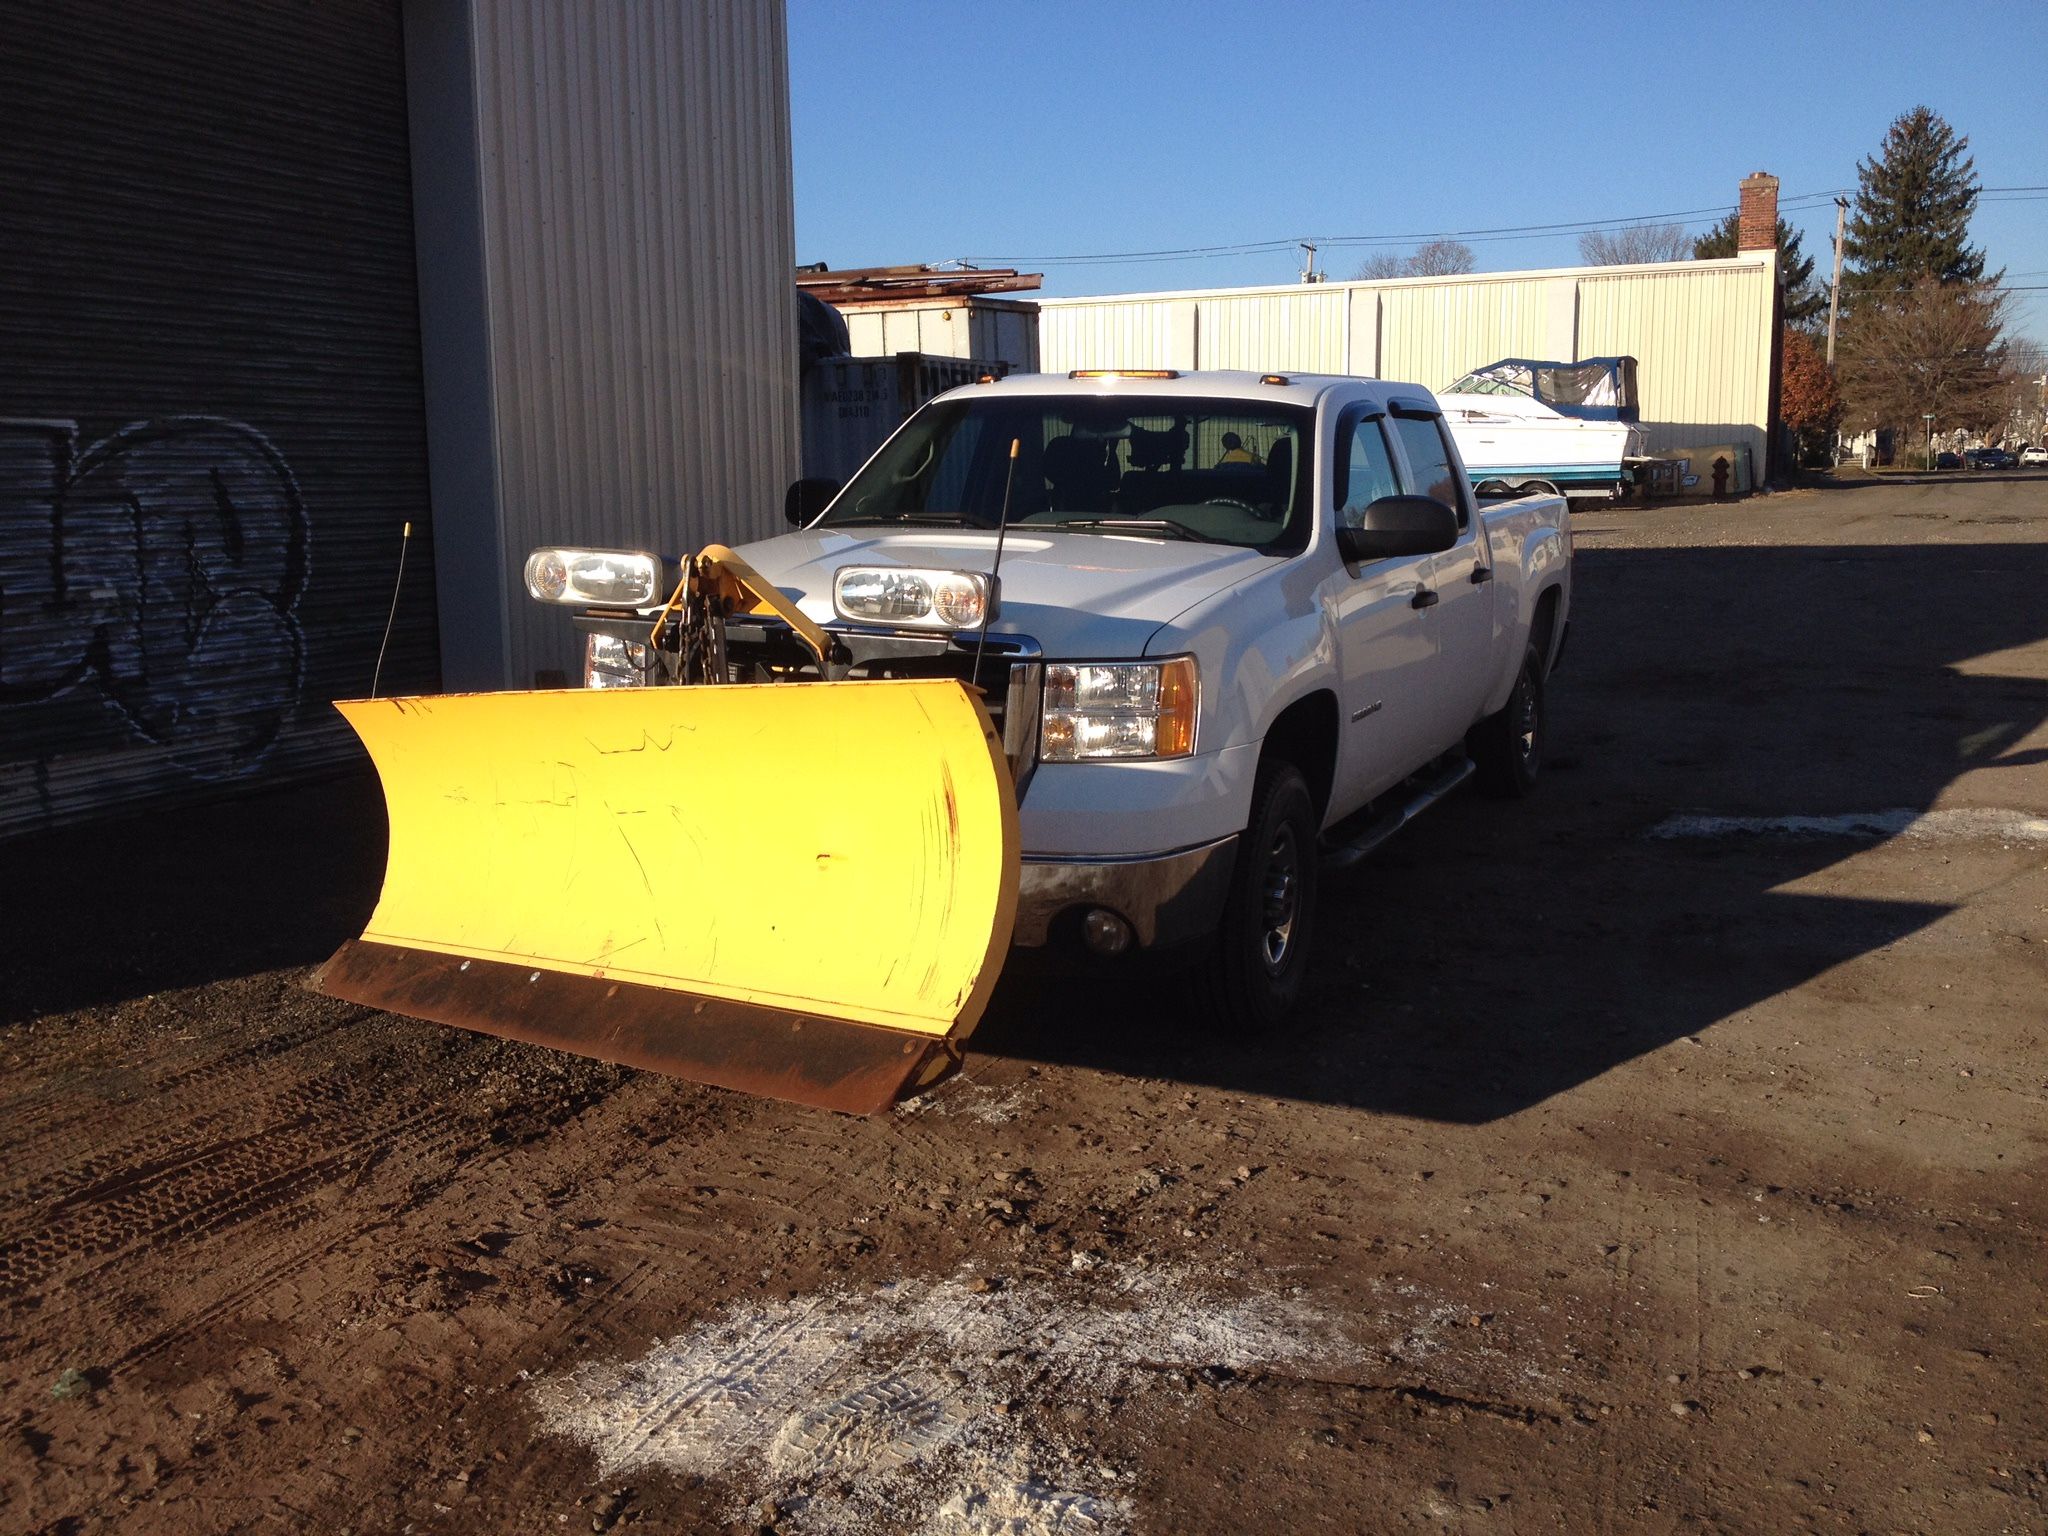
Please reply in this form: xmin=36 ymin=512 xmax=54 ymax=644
xmin=1825 ymin=198 xmax=1847 ymax=366
xmin=1299 ymin=242 xmax=1321 ymax=284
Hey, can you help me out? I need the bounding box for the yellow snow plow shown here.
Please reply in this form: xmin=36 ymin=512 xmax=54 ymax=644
xmin=314 ymin=547 xmax=1020 ymax=1114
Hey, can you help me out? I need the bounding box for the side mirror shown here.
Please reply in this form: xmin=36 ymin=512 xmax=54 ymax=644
xmin=785 ymin=477 xmax=841 ymax=526
xmin=1336 ymin=495 xmax=1459 ymax=563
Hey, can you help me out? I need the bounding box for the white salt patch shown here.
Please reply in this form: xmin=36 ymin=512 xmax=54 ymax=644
xmin=894 ymin=1077 xmax=1037 ymax=1123
xmin=1649 ymin=808 xmax=2048 ymax=845
xmin=920 ymin=1477 xmax=1128 ymax=1534
xmin=533 ymin=1265 xmax=1372 ymax=1535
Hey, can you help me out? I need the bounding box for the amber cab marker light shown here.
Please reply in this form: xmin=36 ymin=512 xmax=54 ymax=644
xmin=1067 ymin=369 xmax=1181 ymax=380
xmin=1260 ymin=373 xmax=1291 ymax=386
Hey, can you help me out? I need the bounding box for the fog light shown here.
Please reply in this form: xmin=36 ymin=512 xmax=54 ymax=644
xmin=1082 ymin=908 xmax=1133 ymax=956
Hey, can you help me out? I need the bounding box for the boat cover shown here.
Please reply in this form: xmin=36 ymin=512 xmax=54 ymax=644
xmin=1444 ymin=357 xmax=1639 ymax=423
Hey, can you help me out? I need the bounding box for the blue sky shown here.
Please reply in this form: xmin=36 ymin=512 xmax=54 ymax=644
xmin=789 ymin=0 xmax=2046 ymax=342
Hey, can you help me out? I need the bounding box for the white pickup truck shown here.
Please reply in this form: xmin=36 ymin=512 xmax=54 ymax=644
xmin=553 ymin=370 xmax=1572 ymax=1026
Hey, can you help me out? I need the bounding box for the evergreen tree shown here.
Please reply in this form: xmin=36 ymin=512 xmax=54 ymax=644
xmin=1841 ymin=107 xmax=1988 ymax=294
xmin=1693 ymin=213 xmax=1825 ymax=324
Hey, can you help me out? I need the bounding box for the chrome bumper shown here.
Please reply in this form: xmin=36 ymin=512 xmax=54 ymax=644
xmin=1011 ymin=835 xmax=1238 ymax=949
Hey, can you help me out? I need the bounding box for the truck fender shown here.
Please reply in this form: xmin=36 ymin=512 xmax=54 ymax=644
xmin=1479 ymin=512 xmax=1570 ymax=716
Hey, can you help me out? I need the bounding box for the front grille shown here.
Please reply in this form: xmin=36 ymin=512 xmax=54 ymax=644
xmin=717 ymin=618 xmax=1043 ymax=791
xmin=841 ymin=650 xmax=1042 ymax=790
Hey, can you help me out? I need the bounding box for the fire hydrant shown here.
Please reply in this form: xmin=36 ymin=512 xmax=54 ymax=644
xmin=1711 ymin=456 xmax=1731 ymax=499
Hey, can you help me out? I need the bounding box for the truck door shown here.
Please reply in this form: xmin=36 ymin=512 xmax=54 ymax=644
xmin=1386 ymin=407 xmax=1494 ymax=752
xmin=1328 ymin=407 xmax=1443 ymax=813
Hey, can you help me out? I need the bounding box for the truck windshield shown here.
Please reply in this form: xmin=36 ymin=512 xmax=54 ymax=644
xmin=817 ymin=394 xmax=1316 ymax=551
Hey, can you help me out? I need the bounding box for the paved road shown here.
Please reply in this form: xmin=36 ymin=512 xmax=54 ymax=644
xmin=3 ymin=475 xmax=2045 ymax=1535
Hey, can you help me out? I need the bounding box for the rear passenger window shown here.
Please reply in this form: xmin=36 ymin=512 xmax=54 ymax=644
xmin=1389 ymin=413 xmax=1468 ymax=529
xmin=1337 ymin=416 xmax=1400 ymax=528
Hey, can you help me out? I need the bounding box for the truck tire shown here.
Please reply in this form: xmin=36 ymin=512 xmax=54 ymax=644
xmin=1470 ymin=643 xmax=1545 ymax=798
xmin=1196 ymin=759 xmax=1319 ymax=1030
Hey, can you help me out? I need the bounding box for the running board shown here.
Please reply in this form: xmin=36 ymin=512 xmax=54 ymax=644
xmin=1319 ymin=755 xmax=1475 ymax=873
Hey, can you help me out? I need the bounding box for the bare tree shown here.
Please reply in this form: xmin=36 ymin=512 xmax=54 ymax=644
xmin=1353 ymin=250 xmax=1412 ymax=280
xmin=1835 ymin=278 xmax=2009 ymax=439
xmin=1408 ymin=239 xmax=1476 ymax=276
xmin=1353 ymin=240 xmax=1476 ymax=280
xmin=1578 ymin=223 xmax=1692 ymax=266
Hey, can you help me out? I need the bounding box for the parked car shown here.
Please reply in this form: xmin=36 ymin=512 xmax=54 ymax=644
xmin=2020 ymin=445 xmax=2047 ymax=466
xmin=1934 ymin=451 xmax=1963 ymax=470
xmin=1964 ymin=447 xmax=2016 ymax=471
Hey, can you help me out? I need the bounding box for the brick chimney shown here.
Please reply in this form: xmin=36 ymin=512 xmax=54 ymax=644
xmin=1738 ymin=172 xmax=1779 ymax=252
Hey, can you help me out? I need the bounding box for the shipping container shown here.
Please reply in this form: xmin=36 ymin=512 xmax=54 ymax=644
xmin=800 ymin=354 xmax=1010 ymax=484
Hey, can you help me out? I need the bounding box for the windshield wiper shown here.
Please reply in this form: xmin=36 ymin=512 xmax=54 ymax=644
xmin=1052 ymin=518 xmax=1204 ymax=542
xmin=827 ymin=511 xmax=977 ymax=527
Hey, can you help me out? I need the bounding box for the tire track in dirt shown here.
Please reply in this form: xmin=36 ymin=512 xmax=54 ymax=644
xmin=0 ymin=1067 xmax=467 ymax=1302
xmin=103 ymin=1062 xmax=628 ymax=1375
xmin=0 ymin=998 xmax=366 ymax=1198
xmin=0 ymin=998 xmax=608 ymax=1370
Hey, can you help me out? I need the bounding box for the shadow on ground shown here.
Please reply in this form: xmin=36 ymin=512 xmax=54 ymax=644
xmin=0 ymin=769 xmax=386 ymax=1027
xmin=972 ymin=535 xmax=2048 ymax=1120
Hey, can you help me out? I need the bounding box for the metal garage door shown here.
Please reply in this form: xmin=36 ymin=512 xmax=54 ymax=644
xmin=0 ymin=0 xmax=439 ymax=835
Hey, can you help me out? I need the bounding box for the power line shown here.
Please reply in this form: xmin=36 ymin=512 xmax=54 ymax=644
xmin=962 ymin=189 xmax=1852 ymax=267
xmin=961 ymin=186 xmax=2048 ymax=271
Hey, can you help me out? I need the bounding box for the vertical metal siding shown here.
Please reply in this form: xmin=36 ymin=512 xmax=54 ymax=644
xmin=1039 ymin=299 xmax=1198 ymax=372
xmin=838 ymin=299 xmax=1039 ymax=371
xmin=472 ymin=0 xmax=797 ymax=687
xmin=0 ymin=0 xmax=438 ymax=836
xmin=1194 ymin=291 xmax=1349 ymax=372
xmin=1040 ymin=257 xmax=1777 ymax=468
xmin=1574 ymin=261 xmax=1775 ymax=464
xmin=1378 ymin=277 xmax=1557 ymax=391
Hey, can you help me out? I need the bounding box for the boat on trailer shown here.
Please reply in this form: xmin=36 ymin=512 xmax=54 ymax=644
xmin=1438 ymin=356 xmax=1645 ymax=503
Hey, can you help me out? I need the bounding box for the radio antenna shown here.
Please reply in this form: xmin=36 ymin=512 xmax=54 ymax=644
xmin=370 ymin=520 xmax=412 ymax=698
xmin=971 ymin=438 xmax=1021 ymax=694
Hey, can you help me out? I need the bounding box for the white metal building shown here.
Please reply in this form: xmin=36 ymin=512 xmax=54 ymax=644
xmin=1038 ymin=251 xmax=1781 ymax=478
xmin=839 ymin=296 xmax=1041 ymax=371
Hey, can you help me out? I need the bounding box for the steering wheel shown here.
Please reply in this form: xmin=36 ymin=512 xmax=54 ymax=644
xmin=1199 ymin=497 xmax=1262 ymax=515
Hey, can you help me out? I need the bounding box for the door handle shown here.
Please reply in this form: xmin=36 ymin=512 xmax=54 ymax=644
xmin=1411 ymin=587 xmax=1439 ymax=609
xmin=1471 ymin=565 xmax=1493 ymax=584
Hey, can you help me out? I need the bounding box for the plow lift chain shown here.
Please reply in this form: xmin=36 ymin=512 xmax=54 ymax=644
xmin=650 ymin=545 xmax=847 ymax=685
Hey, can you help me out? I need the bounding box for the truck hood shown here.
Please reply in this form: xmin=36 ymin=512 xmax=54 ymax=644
xmin=733 ymin=526 xmax=1273 ymax=658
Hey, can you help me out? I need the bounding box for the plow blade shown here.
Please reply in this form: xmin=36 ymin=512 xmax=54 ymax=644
xmin=313 ymin=680 xmax=1018 ymax=1113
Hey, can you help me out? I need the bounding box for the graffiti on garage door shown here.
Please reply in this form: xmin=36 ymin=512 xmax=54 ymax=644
xmin=0 ymin=416 xmax=309 ymax=779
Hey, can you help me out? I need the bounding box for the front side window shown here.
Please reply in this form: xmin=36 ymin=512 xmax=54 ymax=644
xmin=1388 ymin=412 xmax=1468 ymax=529
xmin=817 ymin=394 xmax=1315 ymax=551
xmin=1335 ymin=414 xmax=1401 ymax=528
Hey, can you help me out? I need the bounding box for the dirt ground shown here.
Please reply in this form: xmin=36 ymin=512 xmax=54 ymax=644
xmin=4 ymin=474 xmax=2046 ymax=1536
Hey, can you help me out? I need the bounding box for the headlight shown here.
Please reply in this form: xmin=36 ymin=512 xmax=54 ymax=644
xmin=1040 ymin=658 xmax=1197 ymax=761
xmin=525 ymin=548 xmax=663 ymax=607
xmin=582 ymin=632 xmax=653 ymax=688
xmin=833 ymin=567 xmax=992 ymax=630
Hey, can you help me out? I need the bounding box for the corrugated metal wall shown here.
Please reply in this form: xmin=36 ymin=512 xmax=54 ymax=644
xmin=470 ymin=0 xmax=799 ymax=688
xmin=1195 ymin=290 xmax=1350 ymax=372
xmin=1040 ymin=256 xmax=1778 ymax=469
xmin=839 ymin=299 xmax=1041 ymax=370
xmin=1040 ymin=300 xmax=1200 ymax=374
xmin=1575 ymin=264 xmax=1774 ymax=457
xmin=0 ymin=0 xmax=439 ymax=836
xmin=1379 ymin=276 xmax=1561 ymax=391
